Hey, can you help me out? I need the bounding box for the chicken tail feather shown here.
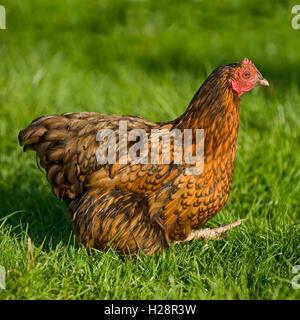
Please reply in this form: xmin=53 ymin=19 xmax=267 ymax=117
xmin=18 ymin=114 xmax=83 ymax=201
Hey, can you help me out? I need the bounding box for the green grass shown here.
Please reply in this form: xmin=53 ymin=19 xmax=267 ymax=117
xmin=0 ymin=0 xmax=299 ymax=299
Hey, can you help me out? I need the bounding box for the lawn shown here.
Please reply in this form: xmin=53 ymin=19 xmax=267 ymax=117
xmin=0 ymin=0 xmax=299 ymax=299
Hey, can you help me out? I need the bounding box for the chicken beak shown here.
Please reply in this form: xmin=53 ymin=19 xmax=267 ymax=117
xmin=256 ymin=76 xmax=269 ymax=86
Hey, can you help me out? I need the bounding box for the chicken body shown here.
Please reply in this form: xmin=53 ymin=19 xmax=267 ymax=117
xmin=19 ymin=59 xmax=268 ymax=256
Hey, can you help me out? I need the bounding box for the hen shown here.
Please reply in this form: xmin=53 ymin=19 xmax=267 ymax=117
xmin=19 ymin=58 xmax=268 ymax=256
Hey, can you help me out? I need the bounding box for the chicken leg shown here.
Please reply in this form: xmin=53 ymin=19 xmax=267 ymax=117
xmin=180 ymin=219 xmax=247 ymax=242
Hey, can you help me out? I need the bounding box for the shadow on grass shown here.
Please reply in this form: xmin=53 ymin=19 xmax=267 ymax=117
xmin=0 ymin=181 xmax=73 ymax=250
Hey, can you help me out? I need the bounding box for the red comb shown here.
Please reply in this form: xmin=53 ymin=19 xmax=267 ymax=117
xmin=242 ymin=58 xmax=253 ymax=65
xmin=241 ymin=57 xmax=259 ymax=73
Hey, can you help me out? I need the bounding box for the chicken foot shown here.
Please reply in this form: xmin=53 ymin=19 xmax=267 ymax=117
xmin=179 ymin=219 xmax=247 ymax=242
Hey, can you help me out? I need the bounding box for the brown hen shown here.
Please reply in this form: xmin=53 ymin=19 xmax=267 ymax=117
xmin=19 ymin=58 xmax=268 ymax=256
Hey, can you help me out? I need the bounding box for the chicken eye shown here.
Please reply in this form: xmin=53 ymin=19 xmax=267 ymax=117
xmin=242 ymin=71 xmax=250 ymax=79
